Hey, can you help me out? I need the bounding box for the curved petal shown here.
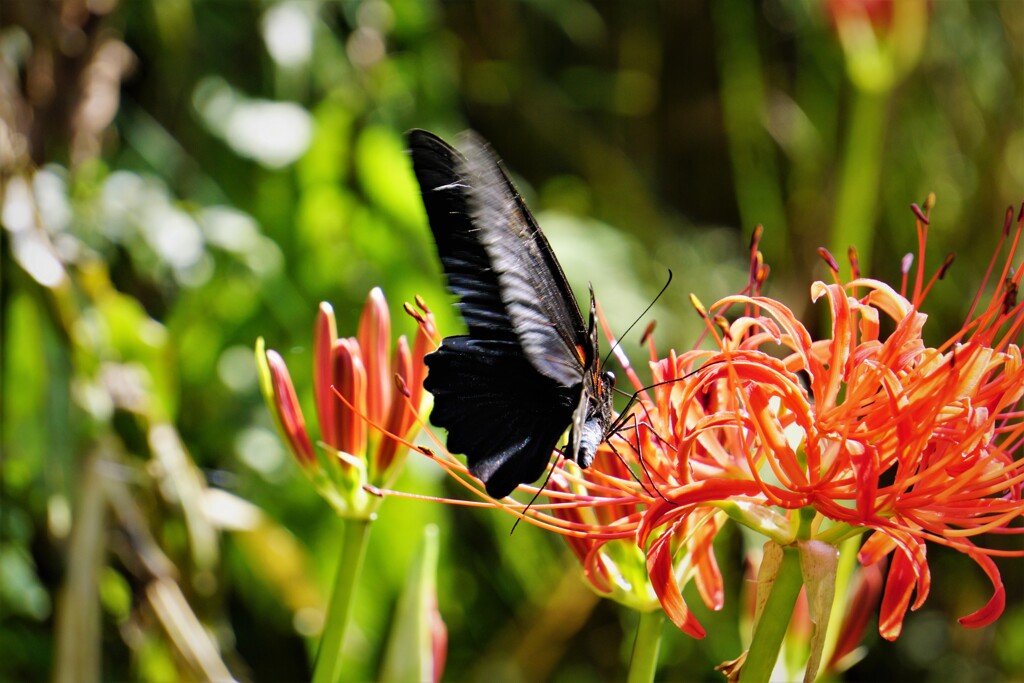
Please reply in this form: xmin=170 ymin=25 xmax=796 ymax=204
xmin=878 ymin=546 xmax=916 ymax=641
xmin=809 ymin=281 xmax=854 ymax=408
xmin=260 ymin=344 xmax=315 ymax=466
xmin=358 ymin=286 xmax=392 ymax=423
xmin=314 ymin=303 xmax=339 ymax=448
xmin=646 ymin=521 xmax=706 ymax=638
xmin=957 ymin=548 xmax=1006 ymax=628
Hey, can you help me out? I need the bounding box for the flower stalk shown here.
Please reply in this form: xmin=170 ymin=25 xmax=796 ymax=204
xmin=313 ymin=518 xmax=372 ymax=683
xmin=831 ymin=88 xmax=887 ymax=276
xmin=741 ymin=545 xmax=804 ymax=683
xmin=828 ymin=0 xmax=930 ymax=275
xmin=627 ymin=609 xmax=665 ymax=683
xmin=258 ymin=288 xmax=438 ymax=680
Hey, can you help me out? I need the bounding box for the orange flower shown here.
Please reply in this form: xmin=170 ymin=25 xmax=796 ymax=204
xmin=637 ymin=201 xmax=1024 ymax=640
xmin=398 ymin=201 xmax=1024 ymax=646
xmin=257 ymin=288 xmax=437 ymax=517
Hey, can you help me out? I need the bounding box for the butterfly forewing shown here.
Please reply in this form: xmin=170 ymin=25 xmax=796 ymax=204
xmin=406 ymin=131 xmax=514 ymax=339
xmin=456 ymin=132 xmax=591 ymax=387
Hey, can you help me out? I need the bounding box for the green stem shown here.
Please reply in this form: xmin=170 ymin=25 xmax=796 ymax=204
xmin=627 ymin=609 xmax=665 ymax=683
xmin=740 ymin=547 xmax=804 ymax=683
xmin=313 ymin=517 xmax=373 ymax=683
xmin=712 ymin=0 xmax=790 ymax=269
xmin=54 ymin=455 xmax=106 ymax=683
xmin=831 ymin=88 xmax=889 ymax=277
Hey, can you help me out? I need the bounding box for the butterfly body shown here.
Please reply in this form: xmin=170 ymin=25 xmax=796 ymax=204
xmin=407 ymin=129 xmax=613 ymax=499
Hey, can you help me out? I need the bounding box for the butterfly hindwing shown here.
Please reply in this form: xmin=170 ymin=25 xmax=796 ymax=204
xmin=424 ymin=337 xmax=575 ymax=498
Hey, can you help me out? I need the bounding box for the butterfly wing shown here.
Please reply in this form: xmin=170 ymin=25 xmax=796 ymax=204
xmin=405 ymin=130 xmax=514 ymax=338
xmin=456 ymin=133 xmax=619 ymax=466
xmin=424 ymin=337 xmax=574 ymax=498
xmin=408 ymin=129 xmax=587 ymax=498
xmin=455 ymin=131 xmax=592 ymax=387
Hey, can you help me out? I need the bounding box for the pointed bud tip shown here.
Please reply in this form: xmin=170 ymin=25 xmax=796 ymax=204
xmin=265 ymin=347 xmax=287 ymax=373
xmin=901 ymin=253 xmax=914 ymax=274
xmin=363 ymin=287 xmax=391 ymax=329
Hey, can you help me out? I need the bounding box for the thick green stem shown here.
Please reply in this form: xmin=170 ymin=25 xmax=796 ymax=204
xmin=627 ymin=609 xmax=665 ymax=683
xmin=313 ymin=517 xmax=373 ymax=683
xmin=831 ymin=88 xmax=889 ymax=277
xmin=54 ymin=455 xmax=106 ymax=683
xmin=712 ymin=0 xmax=790 ymax=269
xmin=740 ymin=548 xmax=804 ymax=683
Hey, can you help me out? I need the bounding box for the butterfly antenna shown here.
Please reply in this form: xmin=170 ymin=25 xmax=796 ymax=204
xmin=605 ymin=390 xmax=674 ymax=501
xmin=610 ymin=358 xmax=726 ymax=420
xmin=603 ymin=358 xmax=728 ymax=500
xmin=600 ymin=269 xmax=673 ymax=371
xmin=510 ymin=455 xmax=561 ymax=535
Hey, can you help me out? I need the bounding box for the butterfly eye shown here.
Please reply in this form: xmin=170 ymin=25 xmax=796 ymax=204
xmin=602 ymin=370 xmax=616 ymax=387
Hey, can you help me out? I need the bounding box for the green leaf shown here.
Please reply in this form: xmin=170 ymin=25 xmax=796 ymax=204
xmin=355 ymin=125 xmax=424 ymax=231
xmin=380 ymin=524 xmax=445 ymax=683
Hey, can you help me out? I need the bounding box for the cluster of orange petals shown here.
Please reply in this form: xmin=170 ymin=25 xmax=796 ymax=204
xmin=424 ymin=203 xmax=1024 ymax=642
xmin=263 ymin=288 xmax=436 ymax=491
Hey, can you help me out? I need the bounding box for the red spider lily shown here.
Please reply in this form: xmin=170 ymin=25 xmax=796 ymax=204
xmin=257 ymin=288 xmax=437 ymax=516
xmin=634 ymin=201 xmax=1024 ymax=640
xmin=390 ymin=201 xmax=1024 ymax=649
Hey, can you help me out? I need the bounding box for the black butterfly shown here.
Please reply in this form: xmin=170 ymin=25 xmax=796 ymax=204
xmin=407 ymin=129 xmax=615 ymax=499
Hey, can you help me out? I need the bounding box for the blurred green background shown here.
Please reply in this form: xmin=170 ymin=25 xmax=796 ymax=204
xmin=2 ymin=0 xmax=1022 ymax=681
